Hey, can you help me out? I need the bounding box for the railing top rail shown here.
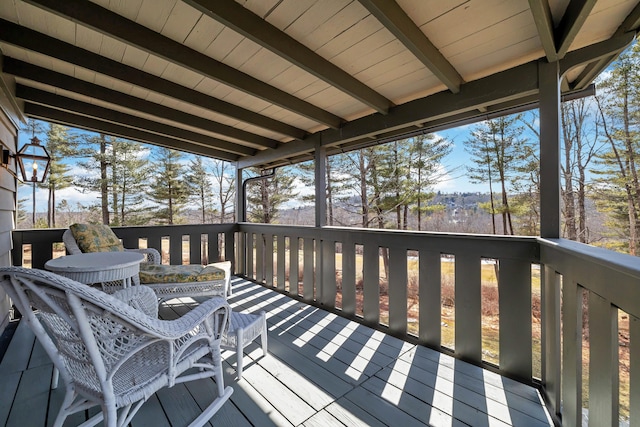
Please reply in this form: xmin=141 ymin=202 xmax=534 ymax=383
xmin=539 ymin=237 xmax=640 ymax=318
xmin=539 ymin=237 xmax=640 ymax=279
xmin=238 ymin=223 xmax=539 ymax=260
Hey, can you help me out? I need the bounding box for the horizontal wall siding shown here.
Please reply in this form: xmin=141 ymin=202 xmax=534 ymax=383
xmin=0 ymin=104 xmax=17 ymax=333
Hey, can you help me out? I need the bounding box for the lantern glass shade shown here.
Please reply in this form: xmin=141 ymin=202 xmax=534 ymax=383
xmin=17 ymin=138 xmax=51 ymax=183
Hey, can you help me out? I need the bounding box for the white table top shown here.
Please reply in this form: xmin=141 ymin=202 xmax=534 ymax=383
xmin=45 ymin=251 xmax=144 ymax=273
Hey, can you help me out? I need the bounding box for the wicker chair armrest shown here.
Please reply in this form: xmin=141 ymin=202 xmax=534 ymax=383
xmin=112 ymin=295 xmax=230 ymax=340
xmin=156 ymin=296 xmax=230 ymax=337
xmin=62 ymin=229 xmax=82 ymax=254
xmin=111 ymin=285 xmax=158 ymax=318
xmin=125 ymin=247 xmax=161 ymax=265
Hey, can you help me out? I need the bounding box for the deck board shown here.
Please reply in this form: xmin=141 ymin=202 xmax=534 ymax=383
xmin=0 ymin=277 xmax=553 ymax=426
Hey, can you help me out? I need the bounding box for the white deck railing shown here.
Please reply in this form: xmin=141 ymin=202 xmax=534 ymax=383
xmin=12 ymin=224 xmax=640 ymax=425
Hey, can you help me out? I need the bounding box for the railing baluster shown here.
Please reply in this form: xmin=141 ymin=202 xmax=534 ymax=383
xmin=588 ymin=292 xmax=619 ymax=427
xmin=169 ymin=232 xmax=182 ymax=265
xmin=341 ymin=238 xmax=356 ymax=315
xmin=320 ymin=239 xmax=336 ymax=308
xmin=455 ymin=252 xmax=481 ymax=363
xmin=362 ymin=243 xmax=379 ymax=325
xmin=265 ymin=233 xmax=273 ymax=287
xmin=388 ymin=246 xmax=407 ymax=334
xmin=148 ymin=235 xmax=162 ymax=261
xmin=256 ymin=233 xmax=264 ymax=283
xmin=303 ymin=238 xmax=314 ymax=302
xmin=499 ymin=258 xmax=532 ymax=380
xmin=419 ymin=250 xmax=441 ymax=348
xmin=289 ymin=235 xmax=299 ymax=295
xmin=208 ymin=232 xmax=219 ymax=263
xmin=276 ymin=234 xmax=285 ymax=291
xmin=189 ymin=233 xmax=199 ymax=264
xmin=561 ymin=279 xmax=582 ymax=427
xmin=542 ymin=265 xmax=562 ymax=418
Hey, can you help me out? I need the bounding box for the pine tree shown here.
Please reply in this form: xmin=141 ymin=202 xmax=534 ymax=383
xmin=592 ymin=41 xmax=640 ymax=254
xmin=407 ymin=134 xmax=452 ymax=230
xmin=76 ymin=134 xmax=150 ymax=225
xmin=43 ymin=124 xmax=79 ymax=227
xmin=148 ymin=148 xmax=189 ymax=225
xmin=110 ymin=139 xmax=151 ymax=225
xmin=246 ymin=168 xmax=297 ymax=224
xmin=186 ymin=156 xmax=214 ymax=224
xmin=466 ymin=115 xmax=528 ymax=235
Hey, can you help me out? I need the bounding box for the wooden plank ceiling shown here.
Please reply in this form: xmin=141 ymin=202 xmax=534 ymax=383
xmin=0 ymin=0 xmax=638 ymax=169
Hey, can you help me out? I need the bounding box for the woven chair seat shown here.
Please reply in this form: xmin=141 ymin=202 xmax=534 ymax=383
xmin=139 ymin=264 xmax=228 ymax=302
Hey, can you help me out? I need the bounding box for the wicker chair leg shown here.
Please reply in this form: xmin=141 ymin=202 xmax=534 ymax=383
xmin=236 ymin=327 xmax=245 ymax=380
xmin=260 ymin=312 xmax=268 ymax=355
xmin=52 ymin=387 xmax=77 ymax=427
xmin=51 ymin=366 xmax=59 ymax=389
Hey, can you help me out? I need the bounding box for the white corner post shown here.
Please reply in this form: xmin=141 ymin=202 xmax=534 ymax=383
xmin=538 ymin=60 xmax=562 ymax=238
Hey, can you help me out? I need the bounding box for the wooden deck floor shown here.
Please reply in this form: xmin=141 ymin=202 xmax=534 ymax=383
xmin=0 ymin=277 xmax=554 ymax=427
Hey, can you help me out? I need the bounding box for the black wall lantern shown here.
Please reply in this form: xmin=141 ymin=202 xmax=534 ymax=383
xmin=2 ymin=136 xmax=51 ymax=183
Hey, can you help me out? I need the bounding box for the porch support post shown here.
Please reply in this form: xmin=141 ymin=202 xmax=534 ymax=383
xmin=314 ymin=140 xmax=327 ymax=227
xmin=235 ymin=165 xmax=245 ymax=275
xmin=539 ymin=60 xmax=562 ymax=420
xmin=538 ymin=60 xmax=562 ymax=238
xmin=235 ymin=165 xmax=243 ymax=222
xmin=314 ymin=141 xmax=327 ymax=303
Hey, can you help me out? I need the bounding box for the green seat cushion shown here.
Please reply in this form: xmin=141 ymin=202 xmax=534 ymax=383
xmin=139 ymin=264 xmax=225 ymax=284
xmin=70 ymin=223 xmax=124 ymax=253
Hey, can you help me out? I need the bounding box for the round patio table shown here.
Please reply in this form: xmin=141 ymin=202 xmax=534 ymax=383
xmin=45 ymin=251 xmax=144 ymax=292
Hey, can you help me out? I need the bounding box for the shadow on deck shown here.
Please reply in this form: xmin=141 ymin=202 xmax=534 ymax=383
xmin=0 ymin=277 xmax=554 ymax=427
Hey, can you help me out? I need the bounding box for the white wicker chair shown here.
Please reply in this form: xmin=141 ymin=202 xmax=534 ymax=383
xmin=0 ymin=267 xmax=233 ymax=427
xmin=63 ymin=228 xmax=232 ymax=299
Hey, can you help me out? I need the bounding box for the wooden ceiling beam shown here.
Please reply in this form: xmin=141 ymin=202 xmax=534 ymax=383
xmin=528 ymin=0 xmax=559 ymax=62
xmin=240 ymin=59 xmax=542 ymax=168
xmin=0 ymin=19 xmax=306 ymax=140
xmin=17 ymin=85 xmax=257 ymax=157
xmin=4 ymin=58 xmax=278 ymax=150
xmin=560 ymin=32 xmax=635 ymax=76
xmin=571 ymin=2 xmax=640 ymax=89
xmin=239 ymin=42 xmax=608 ymax=170
xmin=25 ymin=103 xmax=239 ymax=161
xmin=183 ymin=0 xmax=391 ymax=114
xmin=555 ymin=0 xmax=597 ymax=59
xmin=358 ymin=0 xmax=463 ymax=93
xmin=23 ymin=0 xmax=343 ymax=129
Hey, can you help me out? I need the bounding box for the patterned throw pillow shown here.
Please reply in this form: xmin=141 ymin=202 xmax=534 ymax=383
xmin=138 ymin=264 xmax=225 ymax=284
xmin=69 ymin=223 xmax=124 ymax=253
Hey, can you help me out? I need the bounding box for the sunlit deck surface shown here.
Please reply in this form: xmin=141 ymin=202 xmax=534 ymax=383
xmin=0 ymin=277 xmax=554 ymax=427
